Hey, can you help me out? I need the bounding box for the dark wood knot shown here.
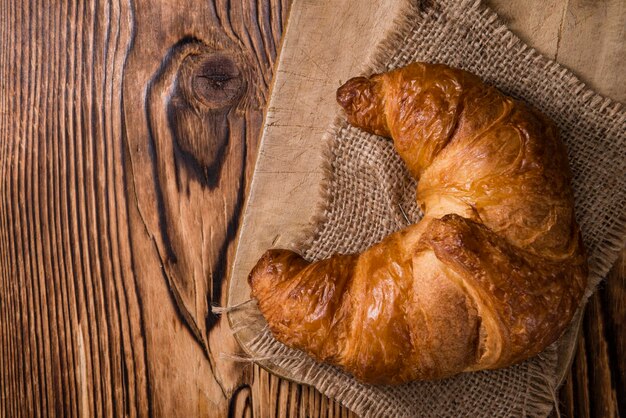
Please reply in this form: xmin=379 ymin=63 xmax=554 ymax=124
xmin=182 ymin=52 xmax=245 ymax=109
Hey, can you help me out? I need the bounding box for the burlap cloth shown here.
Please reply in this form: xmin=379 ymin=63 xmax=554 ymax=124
xmin=236 ymin=0 xmax=626 ymax=416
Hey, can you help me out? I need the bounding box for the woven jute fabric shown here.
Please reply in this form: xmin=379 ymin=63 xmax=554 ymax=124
xmin=240 ymin=0 xmax=626 ymax=416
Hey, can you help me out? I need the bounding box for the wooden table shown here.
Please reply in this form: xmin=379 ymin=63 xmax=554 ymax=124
xmin=0 ymin=1 xmax=623 ymax=417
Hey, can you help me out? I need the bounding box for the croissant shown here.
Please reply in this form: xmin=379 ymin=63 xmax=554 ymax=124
xmin=248 ymin=63 xmax=587 ymax=385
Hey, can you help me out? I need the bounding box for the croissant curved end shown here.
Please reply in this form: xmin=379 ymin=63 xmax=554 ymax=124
xmin=247 ymin=249 xmax=305 ymax=289
xmin=336 ymin=75 xmax=390 ymax=137
xmin=336 ymin=76 xmax=370 ymax=111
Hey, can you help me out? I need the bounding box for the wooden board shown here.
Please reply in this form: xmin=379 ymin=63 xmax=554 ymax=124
xmin=229 ymin=0 xmax=626 ymax=415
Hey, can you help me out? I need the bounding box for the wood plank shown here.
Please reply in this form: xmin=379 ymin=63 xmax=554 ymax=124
xmin=0 ymin=0 xmax=301 ymax=416
xmin=485 ymin=0 xmax=569 ymax=58
xmin=248 ymin=364 xmax=356 ymax=418
xmin=555 ymin=251 xmax=626 ymax=418
xmin=602 ymin=252 xmax=626 ymax=416
xmin=555 ymin=0 xmax=626 ymax=103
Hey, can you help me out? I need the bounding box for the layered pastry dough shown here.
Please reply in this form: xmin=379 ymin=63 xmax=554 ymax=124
xmin=248 ymin=63 xmax=587 ymax=385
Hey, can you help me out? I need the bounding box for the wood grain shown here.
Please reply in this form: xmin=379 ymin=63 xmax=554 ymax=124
xmin=0 ymin=0 xmax=339 ymax=416
xmin=0 ymin=0 xmax=623 ymax=417
xmin=487 ymin=0 xmax=626 ymax=103
xmin=0 ymin=0 xmax=354 ymax=416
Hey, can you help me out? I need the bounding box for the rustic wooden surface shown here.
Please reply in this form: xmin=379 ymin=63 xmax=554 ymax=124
xmin=0 ymin=1 xmax=623 ymax=418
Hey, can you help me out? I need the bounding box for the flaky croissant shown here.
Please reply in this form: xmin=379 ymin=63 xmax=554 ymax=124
xmin=248 ymin=63 xmax=587 ymax=385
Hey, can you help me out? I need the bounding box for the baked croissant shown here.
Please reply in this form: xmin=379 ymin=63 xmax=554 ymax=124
xmin=248 ymin=63 xmax=587 ymax=385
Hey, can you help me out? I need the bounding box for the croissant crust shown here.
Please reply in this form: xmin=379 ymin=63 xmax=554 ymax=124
xmin=248 ymin=63 xmax=587 ymax=385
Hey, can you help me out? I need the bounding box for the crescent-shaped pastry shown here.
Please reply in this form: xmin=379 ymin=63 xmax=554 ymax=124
xmin=248 ymin=63 xmax=587 ymax=385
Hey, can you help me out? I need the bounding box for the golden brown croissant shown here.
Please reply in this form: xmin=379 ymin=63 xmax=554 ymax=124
xmin=248 ymin=63 xmax=587 ymax=385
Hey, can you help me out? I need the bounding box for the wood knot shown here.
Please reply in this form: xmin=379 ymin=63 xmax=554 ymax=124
xmin=182 ymin=52 xmax=245 ymax=109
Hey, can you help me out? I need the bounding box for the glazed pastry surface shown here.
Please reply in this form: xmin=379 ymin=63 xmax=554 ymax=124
xmin=248 ymin=63 xmax=587 ymax=385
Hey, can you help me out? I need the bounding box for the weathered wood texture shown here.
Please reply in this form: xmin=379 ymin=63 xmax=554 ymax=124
xmin=0 ymin=0 xmax=622 ymax=418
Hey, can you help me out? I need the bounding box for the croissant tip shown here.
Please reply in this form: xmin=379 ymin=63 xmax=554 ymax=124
xmin=336 ymin=76 xmax=370 ymax=111
xmin=247 ymin=250 xmax=275 ymax=287
xmin=247 ymin=249 xmax=304 ymax=288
